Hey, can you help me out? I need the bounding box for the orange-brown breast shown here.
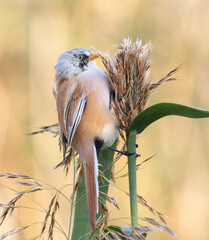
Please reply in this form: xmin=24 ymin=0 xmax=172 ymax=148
xmin=72 ymin=77 xmax=117 ymax=149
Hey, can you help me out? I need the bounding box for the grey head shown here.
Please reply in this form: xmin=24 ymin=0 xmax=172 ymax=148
xmin=55 ymin=48 xmax=99 ymax=80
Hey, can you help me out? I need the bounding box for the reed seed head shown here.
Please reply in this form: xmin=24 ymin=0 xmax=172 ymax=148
xmin=95 ymin=38 xmax=180 ymax=135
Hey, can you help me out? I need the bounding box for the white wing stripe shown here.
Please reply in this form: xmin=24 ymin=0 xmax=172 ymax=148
xmin=67 ymin=94 xmax=86 ymax=145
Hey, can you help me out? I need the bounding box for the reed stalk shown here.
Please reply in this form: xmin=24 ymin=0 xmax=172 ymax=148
xmin=127 ymin=131 xmax=138 ymax=229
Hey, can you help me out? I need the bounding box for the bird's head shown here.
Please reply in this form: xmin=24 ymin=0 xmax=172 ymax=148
xmin=55 ymin=48 xmax=99 ymax=80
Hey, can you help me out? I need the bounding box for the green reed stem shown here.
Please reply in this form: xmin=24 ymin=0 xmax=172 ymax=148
xmin=127 ymin=131 xmax=138 ymax=229
xmin=67 ymin=150 xmax=76 ymax=240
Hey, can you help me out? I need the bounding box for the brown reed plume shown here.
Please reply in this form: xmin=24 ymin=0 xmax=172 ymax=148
xmin=94 ymin=38 xmax=181 ymax=138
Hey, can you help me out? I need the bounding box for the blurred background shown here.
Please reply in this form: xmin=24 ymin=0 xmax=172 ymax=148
xmin=0 ymin=0 xmax=209 ymax=239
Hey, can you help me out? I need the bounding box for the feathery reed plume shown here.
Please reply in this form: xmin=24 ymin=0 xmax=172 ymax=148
xmin=94 ymin=38 xmax=180 ymax=136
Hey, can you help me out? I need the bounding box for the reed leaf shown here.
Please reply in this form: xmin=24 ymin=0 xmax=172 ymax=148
xmin=129 ymin=102 xmax=209 ymax=134
xmin=71 ymin=141 xmax=117 ymax=240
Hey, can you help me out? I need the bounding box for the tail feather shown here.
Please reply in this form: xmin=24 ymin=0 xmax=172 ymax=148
xmin=93 ymin=145 xmax=99 ymax=213
xmin=82 ymin=141 xmax=99 ymax=231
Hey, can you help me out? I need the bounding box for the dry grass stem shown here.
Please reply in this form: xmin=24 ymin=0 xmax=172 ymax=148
xmin=133 ymin=225 xmax=155 ymax=234
xmin=97 ymin=202 xmax=109 ymax=228
xmin=137 ymin=195 xmax=168 ymax=225
xmin=105 ymin=143 xmax=126 ymax=172
xmin=26 ymin=123 xmax=59 ymax=137
xmin=110 ymin=164 xmax=116 ymax=187
xmin=13 ymin=181 xmax=34 ymax=186
xmin=136 ymin=154 xmax=156 ymax=170
xmin=0 ymin=181 xmax=42 ymax=225
xmin=72 ymin=169 xmax=83 ymax=198
xmin=142 ymin=217 xmax=178 ymax=237
xmin=48 ymin=201 xmax=59 ymax=240
xmin=0 ymin=226 xmax=29 ymax=240
xmin=0 ymin=173 xmax=42 ymax=186
xmin=99 ymin=170 xmax=115 ymax=187
xmin=118 ymin=191 xmax=176 ymax=236
xmin=52 ymin=148 xmax=74 ymax=173
xmin=40 ymin=195 xmax=56 ymax=236
xmin=115 ymin=154 xmax=154 ymax=179
xmin=105 ymin=195 xmax=120 ymax=210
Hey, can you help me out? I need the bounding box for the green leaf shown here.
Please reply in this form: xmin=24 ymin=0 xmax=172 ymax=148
xmin=104 ymin=225 xmax=147 ymax=239
xmin=129 ymin=102 xmax=209 ymax=134
xmin=97 ymin=140 xmax=118 ymax=212
xmin=71 ymin=141 xmax=117 ymax=240
xmin=71 ymin=166 xmax=91 ymax=240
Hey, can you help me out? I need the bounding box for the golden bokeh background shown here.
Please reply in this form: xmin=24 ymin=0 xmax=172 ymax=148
xmin=0 ymin=0 xmax=209 ymax=239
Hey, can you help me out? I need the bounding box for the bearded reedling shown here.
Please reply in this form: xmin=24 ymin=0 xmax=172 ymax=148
xmin=55 ymin=48 xmax=118 ymax=231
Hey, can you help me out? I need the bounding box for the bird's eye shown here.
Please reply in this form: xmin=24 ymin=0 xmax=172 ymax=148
xmin=78 ymin=55 xmax=83 ymax=60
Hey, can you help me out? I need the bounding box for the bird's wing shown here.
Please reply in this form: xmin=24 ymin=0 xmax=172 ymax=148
xmin=64 ymin=86 xmax=99 ymax=231
xmin=64 ymin=86 xmax=87 ymax=145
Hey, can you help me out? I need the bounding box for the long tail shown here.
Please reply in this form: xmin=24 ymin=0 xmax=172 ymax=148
xmin=80 ymin=140 xmax=99 ymax=231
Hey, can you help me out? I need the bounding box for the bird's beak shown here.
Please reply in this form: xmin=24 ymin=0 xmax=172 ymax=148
xmin=89 ymin=54 xmax=99 ymax=61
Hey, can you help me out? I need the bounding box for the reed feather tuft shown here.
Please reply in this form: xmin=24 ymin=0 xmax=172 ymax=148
xmin=94 ymin=38 xmax=180 ymax=135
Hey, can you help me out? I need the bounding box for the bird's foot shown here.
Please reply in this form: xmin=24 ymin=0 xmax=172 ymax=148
xmin=108 ymin=147 xmax=141 ymax=158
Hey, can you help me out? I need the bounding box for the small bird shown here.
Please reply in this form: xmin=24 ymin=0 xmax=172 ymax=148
xmin=54 ymin=48 xmax=118 ymax=231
